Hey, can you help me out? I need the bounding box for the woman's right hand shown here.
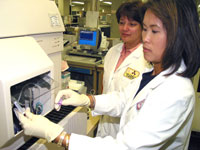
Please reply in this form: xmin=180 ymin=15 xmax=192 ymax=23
xmin=54 ymin=89 xmax=91 ymax=110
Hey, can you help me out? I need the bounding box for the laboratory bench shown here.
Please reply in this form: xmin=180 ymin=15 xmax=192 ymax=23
xmin=64 ymin=55 xmax=104 ymax=95
xmin=87 ymin=112 xmax=100 ymax=137
xmin=96 ymin=63 xmax=104 ymax=94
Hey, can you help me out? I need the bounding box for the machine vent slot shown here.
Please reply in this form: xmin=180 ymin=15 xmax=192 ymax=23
xmin=17 ymin=105 xmax=75 ymax=150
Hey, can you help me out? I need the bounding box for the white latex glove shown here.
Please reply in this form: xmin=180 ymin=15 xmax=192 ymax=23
xmin=18 ymin=108 xmax=64 ymax=142
xmin=55 ymin=89 xmax=90 ymax=110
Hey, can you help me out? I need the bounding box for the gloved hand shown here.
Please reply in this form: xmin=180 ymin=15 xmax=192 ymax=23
xmin=18 ymin=108 xmax=64 ymax=142
xmin=54 ymin=89 xmax=90 ymax=110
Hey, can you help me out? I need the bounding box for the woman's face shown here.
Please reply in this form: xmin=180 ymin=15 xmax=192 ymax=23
xmin=119 ymin=16 xmax=142 ymax=47
xmin=142 ymin=9 xmax=167 ymax=65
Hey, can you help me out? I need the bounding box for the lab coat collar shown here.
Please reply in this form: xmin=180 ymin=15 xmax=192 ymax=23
xmin=130 ymin=60 xmax=186 ymax=107
xmin=109 ymin=43 xmax=123 ymax=72
xmin=141 ymin=60 xmax=186 ymax=89
xmin=103 ymin=43 xmax=124 ymax=92
xmin=149 ymin=60 xmax=186 ymax=90
xmin=116 ymin=43 xmax=124 ymax=53
xmin=122 ymin=43 xmax=143 ymax=58
xmin=130 ymin=44 xmax=143 ymax=58
xmin=116 ymin=44 xmax=143 ymax=72
xmin=122 ymin=44 xmax=143 ymax=60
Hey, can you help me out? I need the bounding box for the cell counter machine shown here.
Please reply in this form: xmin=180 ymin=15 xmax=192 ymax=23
xmin=0 ymin=0 xmax=87 ymax=150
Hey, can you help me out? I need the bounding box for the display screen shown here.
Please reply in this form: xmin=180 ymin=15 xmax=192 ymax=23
xmin=78 ymin=30 xmax=97 ymax=46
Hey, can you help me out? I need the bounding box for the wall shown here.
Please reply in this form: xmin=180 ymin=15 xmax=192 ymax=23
xmin=54 ymin=0 xmax=144 ymax=38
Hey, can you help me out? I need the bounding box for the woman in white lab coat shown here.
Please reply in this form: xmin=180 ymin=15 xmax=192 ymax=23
xmin=18 ymin=0 xmax=200 ymax=149
xmin=98 ymin=1 xmax=150 ymax=138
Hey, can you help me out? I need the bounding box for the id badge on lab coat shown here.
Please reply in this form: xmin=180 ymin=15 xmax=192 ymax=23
xmin=124 ymin=67 xmax=140 ymax=80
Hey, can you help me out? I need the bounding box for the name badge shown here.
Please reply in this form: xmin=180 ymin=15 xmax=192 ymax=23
xmin=124 ymin=67 xmax=140 ymax=80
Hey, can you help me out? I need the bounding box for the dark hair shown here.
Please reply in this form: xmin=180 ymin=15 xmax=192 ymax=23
xmin=144 ymin=0 xmax=200 ymax=78
xmin=116 ymin=1 xmax=145 ymax=25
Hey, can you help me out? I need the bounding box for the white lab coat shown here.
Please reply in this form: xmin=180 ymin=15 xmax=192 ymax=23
xmin=69 ymin=61 xmax=195 ymax=150
xmin=97 ymin=43 xmax=150 ymax=138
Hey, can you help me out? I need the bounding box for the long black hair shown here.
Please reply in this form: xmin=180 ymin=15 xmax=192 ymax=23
xmin=144 ymin=0 xmax=200 ymax=78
